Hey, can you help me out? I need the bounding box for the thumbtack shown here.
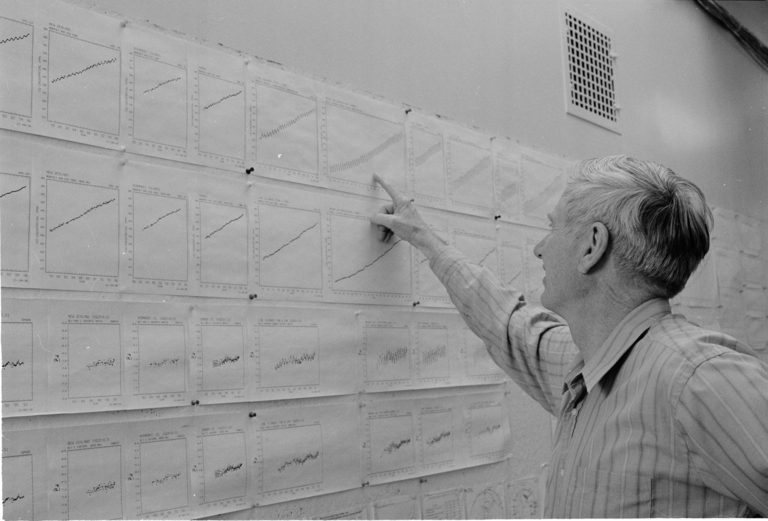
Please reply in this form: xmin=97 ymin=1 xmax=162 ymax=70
xmin=412 ymin=301 xmax=420 ymax=307
xmin=249 ymin=293 xmax=258 ymax=300
xmin=191 ymin=399 xmax=200 ymax=406
xmin=248 ymin=411 xmax=257 ymax=418
xmin=245 ymin=167 xmax=254 ymax=175
xmin=494 ymin=214 xmax=501 ymax=220
xmin=405 ymin=108 xmax=412 ymax=115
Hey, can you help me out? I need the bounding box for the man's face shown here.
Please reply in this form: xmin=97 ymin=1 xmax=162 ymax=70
xmin=532 ymin=196 xmax=583 ymax=314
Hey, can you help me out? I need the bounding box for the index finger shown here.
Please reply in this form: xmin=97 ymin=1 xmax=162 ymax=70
xmin=373 ymin=173 xmax=407 ymax=205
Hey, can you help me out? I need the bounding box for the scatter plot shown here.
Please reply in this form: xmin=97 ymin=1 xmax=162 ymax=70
xmin=45 ymin=179 xmax=119 ymax=277
xmin=468 ymin=403 xmax=509 ymax=458
xmin=416 ymin=327 xmax=450 ymax=380
xmin=369 ymin=413 xmax=415 ymax=475
xmin=261 ymin=424 xmax=323 ymax=492
xmin=420 ymin=410 xmax=454 ymax=465
xmin=197 ymin=71 xmax=245 ymax=162
xmin=0 ymin=16 xmax=33 ymax=118
xmin=329 ymin=212 xmax=411 ymax=296
xmin=201 ymin=432 xmax=247 ymax=503
xmin=67 ymin=445 xmax=122 ymax=520
xmin=447 ymin=139 xmax=493 ymax=210
xmin=410 ymin=125 xmax=446 ymax=201
xmin=259 ymin=325 xmax=320 ymax=389
xmin=2 ymin=321 xmax=33 ymax=402
xmin=46 ymin=30 xmax=120 ymax=135
xmin=67 ymin=322 xmax=121 ymax=399
xmin=326 ymin=102 xmax=405 ymax=190
xmin=364 ymin=325 xmax=412 ymax=384
xmin=131 ymin=55 xmax=187 ymax=150
xmin=258 ymin=204 xmax=322 ymax=291
xmin=201 ymin=324 xmax=245 ymax=391
xmin=522 ymin=157 xmax=565 ymax=222
xmin=0 ymin=173 xmax=31 ymax=273
xmin=137 ymin=323 xmax=186 ymax=395
xmin=132 ymin=191 xmax=188 ymax=282
xmin=2 ymin=454 xmax=33 ymax=520
xmin=199 ymin=201 xmax=248 ymax=287
xmin=254 ymin=83 xmax=318 ymax=175
xmin=140 ymin=438 xmax=189 ymax=514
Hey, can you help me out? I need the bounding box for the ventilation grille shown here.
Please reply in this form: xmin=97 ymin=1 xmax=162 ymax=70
xmin=563 ymin=10 xmax=620 ymax=133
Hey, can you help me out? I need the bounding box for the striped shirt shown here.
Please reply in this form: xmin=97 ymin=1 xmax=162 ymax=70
xmin=430 ymin=245 xmax=768 ymax=517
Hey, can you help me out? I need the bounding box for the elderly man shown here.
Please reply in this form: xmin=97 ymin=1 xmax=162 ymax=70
xmin=371 ymin=155 xmax=768 ymax=517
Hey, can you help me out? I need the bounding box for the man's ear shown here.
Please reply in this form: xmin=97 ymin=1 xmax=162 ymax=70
xmin=577 ymin=222 xmax=609 ymax=274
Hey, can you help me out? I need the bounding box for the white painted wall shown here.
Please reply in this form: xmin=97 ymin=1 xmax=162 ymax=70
xmin=79 ymin=0 xmax=767 ymax=220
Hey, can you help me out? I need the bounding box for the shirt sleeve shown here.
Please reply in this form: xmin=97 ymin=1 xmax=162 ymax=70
xmin=675 ymin=352 xmax=768 ymax=516
xmin=429 ymin=244 xmax=577 ymax=415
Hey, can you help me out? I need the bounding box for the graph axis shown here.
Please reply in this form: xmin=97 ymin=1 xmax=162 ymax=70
xmin=139 ymin=438 xmax=190 ymax=515
xmin=135 ymin=323 xmax=187 ymax=396
xmin=198 ymin=200 xmax=249 ymax=289
xmin=66 ymin=444 xmax=123 ymax=520
xmin=1 ymin=172 xmax=31 ymax=273
xmin=196 ymin=70 xmax=246 ymax=162
xmin=1 ymin=321 xmax=33 ymax=403
xmin=260 ymin=424 xmax=324 ymax=494
xmin=200 ymin=432 xmax=248 ymax=504
xmin=257 ymin=324 xmax=321 ymax=390
xmin=1 ymin=454 xmax=34 ymax=520
xmin=65 ymin=321 xmax=122 ymax=400
xmin=0 ymin=16 xmax=34 ymax=119
xmin=201 ymin=324 xmax=245 ymax=392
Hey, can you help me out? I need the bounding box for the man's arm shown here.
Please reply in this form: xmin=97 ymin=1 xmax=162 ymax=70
xmin=371 ymin=174 xmax=575 ymax=414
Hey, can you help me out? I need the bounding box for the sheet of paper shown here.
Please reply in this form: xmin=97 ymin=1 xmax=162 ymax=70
xmin=0 ymin=133 xmax=35 ymax=287
xmin=420 ymin=488 xmax=465 ymax=519
xmin=0 ymin=0 xmax=37 ymax=133
xmin=189 ymin=42 xmax=247 ymax=171
xmin=122 ymin=23 xmax=190 ymax=161
xmin=520 ymin=153 xmax=566 ymax=226
xmin=405 ymin=110 xmax=448 ymax=209
xmin=499 ymin=222 xmax=526 ymax=291
xmin=412 ymin=208 xmax=453 ymax=307
xmin=465 ymin=481 xmax=507 ymax=519
xmin=450 ymin=214 xmax=500 ymax=277
xmin=248 ymin=61 xmax=322 ymax=185
xmin=322 ymin=85 xmax=406 ymax=197
xmin=445 ymin=126 xmax=493 ymax=216
xmin=2 ymin=427 xmax=49 ymax=520
xmin=491 ymin=137 xmax=523 ymax=222
xmin=373 ymin=494 xmax=420 ymax=519
xmin=2 ymin=298 xmax=47 ymax=417
xmin=37 ymin=0 xmax=123 ymax=148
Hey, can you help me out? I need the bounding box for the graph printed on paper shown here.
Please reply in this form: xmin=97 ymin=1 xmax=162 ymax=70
xmin=62 ymin=318 xmax=123 ymax=407
xmin=252 ymin=80 xmax=319 ymax=179
xmin=0 ymin=15 xmax=34 ymax=128
xmin=324 ymin=100 xmax=405 ymax=193
xmin=194 ymin=69 xmax=245 ymax=167
xmin=2 ymin=321 xmax=34 ymax=405
xmin=447 ymin=138 xmax=493 ymax=212
xmin=42 ymin=27 xmax=120 ymax=144
xmin=468 ymin=484 xmax=506 ymax=520
xmin=500 ymin=240 xmax=524 ymax=290
xmin=130 ymin=319 xmax=187 ymax=401
xmin=463 ymin=327 xmax=506 ymax=381
xmin=453 ymin=230 xmax=499 ymax=276
xmin=257 ymin=423 xmax=324 ymax=495
xmin=129 ymin=187 xmax=189 ymax=291
xmin=521 ymin=156 xmax=565 ymax=223
xmin=56 ymin=443 xmax=123 ymax=520
xmin=328 ymin=209 xmax=412 ymax=299
xmin=256 ymin=201 xmax=323 ymax=297
xmin=367 ymin=411 xmax=416 ymax=478
xmin=419 ymin=408 xmax=455 ymax=468
xmin=128 ymin=51 xmax=188 ymax=156
xmin=137 ymin=435 xmax=190 ymax=517
xmin=415 ymin=324 xmax=451 ymax=383
xmin=196 ymin=198 xmax=249 ymax=293
xmin=257 ymin=323 xmax=320 ymax=391
xmin=195 ymin=319 xmax=246 ymax=396
xmin=41 ymin=175 xmax=120 ymax=284
xmin=466 ymin=401 xmax=510 ymax=460
xmin=363 ymin=323 xmax=412 ymax=387
xmin=409 ymin=124 xmax=446 ymax=204
xmin=196 ymin=430 xmax=248 ymax=505
xmin=493 ymin=154 xmax=522 ymax=219
xmin=1 ymin=172 xmax=31 ymax=283
xmin=2 ymin=453 xmax=34 ymax=521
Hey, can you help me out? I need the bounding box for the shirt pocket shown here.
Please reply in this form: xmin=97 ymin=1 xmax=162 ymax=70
xmin=567 ymin=467 xmax=653 ymax=518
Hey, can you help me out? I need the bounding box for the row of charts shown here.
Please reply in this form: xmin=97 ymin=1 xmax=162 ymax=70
xmin=0 ymin=0 xmax=568 ymax=220
xmin=0 ymin=136 xmax=548 ymax=305
xmin=2 ymin=391 xmax=514 ymax=520
xmin=2 ymin=297 xmax=513 ymax=416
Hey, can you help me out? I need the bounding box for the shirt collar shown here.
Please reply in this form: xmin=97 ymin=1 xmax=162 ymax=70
xmin=581 ymin=298 xmax=671 ymax=392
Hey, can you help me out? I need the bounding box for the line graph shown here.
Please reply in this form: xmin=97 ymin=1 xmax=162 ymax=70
xmin=364 ymin=325 xmax=412 ymax=383
xmin=131 ymin=55 xmax=187 ymax=150
xmin=0 ymin=16 xmax=33 ymax=118
xmin=66 ymin=322 xmax=121 ymax=399
xmin=132 ymin=191 xmax=188 ymax=282
xmin=464 ymin=328 xmax=505 ymax=379
xmin=2 ymin=454 xmax=33 ymax=520
xmin=420 ymin=410 xmax=454 ymax=465
xmin=259 ymin=325 xmax=320 ymax=389
xmin=67 ymin=445 xmax=122 ymax=520
xmin=454 ymin=231 xmax=499 ymax=275
xmin=410 ymin=125 xmax=446 ymax=201
xmin=254 ymin=83 xmax=319 ymax=175
xmin=45 ymin=179 xmax=119 ymax=277
xmin=137 ymin=323 xmax=186 ymax=395
xmin=0 ymin=173 xmax=30 ymax=273
xmin=448 ymin=139 xmax=493 ymax=209
xmin=140 ymin=438 xmax=189 ymax=514
xmin=500 ymin=242 xmax=524 ymax=288
xmin=201 ymin=324 xmax=245 ymax=391
xmin=415 ymin=248 xmax=450 ymax=302
xmin=468 ymin=403 xmax=509 ymax=458
xmin=522 ymin=157 xmax=565 ymax=222
xmin=416 ymin=327 xmax=450 ymax=380
xmin=257 ymin=204 xmax=322 ymax=291
xmin=46 ymin=30 xmax=120 ymax=135
xmin=197 ymin=71 xmax=245 ymax=161
xmin=199 ymin=201 xmax=248 ymax=287
xmin=201 ymin=432 xmax=247 ymax=503
xmin=369 ymin=413 xmax=415 ymax=475
xmin=329 ymin=212 xmax=411 ymax=296
xmin=494 ymin=155 xmax=521 ymax=211
xmin=2 ymin=322 xmax=33 ymax=402
xmin=325 ymin=102 xmax=405 ymax=189
xmin=261 ymin=424 xmax=323 ymax=492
